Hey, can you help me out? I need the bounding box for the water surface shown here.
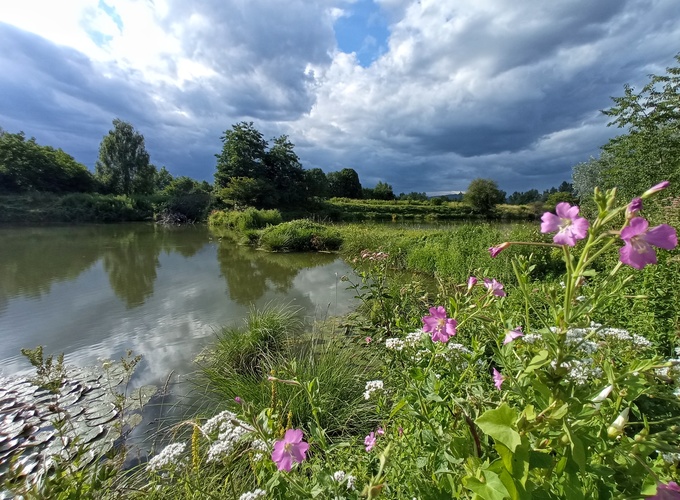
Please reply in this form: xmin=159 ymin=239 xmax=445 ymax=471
xmin=0 ymin=223 xmax=356 ymax=392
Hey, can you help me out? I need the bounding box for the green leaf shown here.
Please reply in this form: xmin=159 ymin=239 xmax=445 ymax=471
xmin=389 ymin=398 xmax=407 ymax=418
xmin=570 ymin=436 xmax=586 ymax=474
xmin=496 ymin=442 xmax=529 ymax=486
xmin=466 ymin=471 xmax=510 ymax=500
xmin=529 ymin=450 xmax=553 ymax=469
xmin=524 ymin=350 xmax=550 ymax=374
xmin=476 ymin=403 xmax=522 ymax=452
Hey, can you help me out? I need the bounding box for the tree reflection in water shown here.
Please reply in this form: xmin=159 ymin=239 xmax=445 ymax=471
xmin=215 ymin=237 xmax=337 ymax=305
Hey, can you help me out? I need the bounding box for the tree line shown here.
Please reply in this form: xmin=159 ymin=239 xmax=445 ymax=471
xmin=2 ymin=53 xmax=678 ymax=211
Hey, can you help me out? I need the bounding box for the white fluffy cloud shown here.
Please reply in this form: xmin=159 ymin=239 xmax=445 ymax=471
xmin=0 ymin=0 xmax=679 ymax=194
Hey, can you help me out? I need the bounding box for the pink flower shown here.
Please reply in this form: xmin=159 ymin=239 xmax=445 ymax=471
xmin=364 ymin=432 xmax=376 ymax=452
xmin=540 ymin=202 xmax=589 ymax=246
xmin=271 ymin=429 xmax=309 ymax=472
xmin=642 ymin=180 xmax=670 ymax=198
xmin=626 ymin=197 xmax=643 ymax=218
xmin=365 ymin=336 xmax=372 ymax=344
xmin=647 ymin=481 xmax=680 ymax=499
xmin=492 ymin=368 xmax=504 ymax=390
xmin=489 ymin=242 xmax=510 ymax=258
xmin=467 ymin=276 xmax=477 ymax=291
xmin=483 ymin=278 xmax=506 ymax=297
xmin=376 ymin=427 xmax=385 ymax=435
xmin=619 ymin=217 xmax=678 ymax=270
xmin=422 ymin=306 xmax=457 ymax=343
xmin=234 ymin=396 xmax=243 ymax=405
xmin=503 ymin=326 xmax=524 ymax=345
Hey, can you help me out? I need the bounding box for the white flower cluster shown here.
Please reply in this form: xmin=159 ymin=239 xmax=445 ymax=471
xmin=147 ymin=442 xmax=186 ymax=472
xmin=549 ymin=323 xmax=652 ymax=352
xmin=598 ymin=326 xmax=651 ymax=348
xmin=201 ymin=410 xmax=251 ymax=463
xmin=564 ymin=328 xmax=599 ymax=355
xmin=386 ymin=332 xmax=425 ymax=351
xmin=385 ymin=338 xmax=404 ymax=351
xmin=202 ymin=410 xmax=238 ymax=434
xmin=239 ymin=488 xmax=266 ymax=500
xmin=522 ymin=334 xmax=542 ymax=344
xmin=551 ymin=359 xmax=602 ymax=385
xmin=404 ymin=331 xmax=424 ymax=347
xmin=251 ymin=438 xmax=269 ymax=461
xmin=364 ymin=380 xmax=384 ymax=400
xmin=655 ymin=359 xmax=680 ymax=389
xmin=661 ymin=452 xmax=680 ymax=464
xmin=448 ymin=343 xmax=472 ymax=355
xmin=332 ymin=470 xmax=356 ymax=491
xmin=206 ymin=422 xmax=248 ymax=463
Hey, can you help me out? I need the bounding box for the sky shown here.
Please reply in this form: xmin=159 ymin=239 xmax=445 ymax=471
xmin=0 ymin=0 xmax=678 ymax=196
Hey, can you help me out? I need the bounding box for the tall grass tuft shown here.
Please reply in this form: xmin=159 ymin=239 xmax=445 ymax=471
xmin=199 ymin=307 xmax=380 ymax=438
xmin=202 ymin=304 xmax=302 ymax=378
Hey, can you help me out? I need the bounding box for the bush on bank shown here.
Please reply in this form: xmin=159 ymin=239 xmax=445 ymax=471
xmin=0 ymin=192 xmax=213 ymax=224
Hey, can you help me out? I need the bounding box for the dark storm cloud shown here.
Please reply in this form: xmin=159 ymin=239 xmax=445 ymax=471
xmin=159 ymin=0 xmax=336 ymax=120
xmin=0 ymin=22 xmax=162 ymax=166
xmin=1 ymin=0 xmax=679 ymax=194
xmin=291 ymin=0 xmax=680 ymax=194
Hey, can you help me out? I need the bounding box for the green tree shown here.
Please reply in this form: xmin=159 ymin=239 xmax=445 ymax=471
xmin=371 ymin=181 xmax=395 ymax=200
xmin=327 ymin=168 xmax=362 ymax=198
xmin=573 ymin=54 xmax=680 ymax=202
xmin=95 ymin=119 xmax=156 ymax=195
xmin=264 ymin=135 xmax=306 ymax=206
xmin=464 ymin=178 xmax=506 ymax=213
xmin=217 ymin=177 xmax=276 ymax=209
xmin=155 ymin=166 xmax=174 ymax=192
xmin=303 ymin=168 xmax=329 ymax=198
xmin=0 ymin=129 xmax=94 ymax=193
xmin=398 ymin=191 xmax=428 ymax=201
xmin=507 ymin=189 xmax=540 ymax=205
xmin=544 ymin=191 xmax=578 ymax=212
xmin=214 ymin=122 xmax=267 ymax=189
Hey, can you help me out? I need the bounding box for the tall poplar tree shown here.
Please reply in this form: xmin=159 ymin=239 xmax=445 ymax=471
xmin=95 ymin=119 xmax=156 ymax=195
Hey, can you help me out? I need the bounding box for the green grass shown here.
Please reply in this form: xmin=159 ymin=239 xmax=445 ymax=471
xmin=337 ymin=222 xmax=563 ymax=283
xmin=198 ymin=305 xmax=380 ymax=437
xmin=298 ymin=198 xmax=540 ymax=222
xmin=208 ymin=207 xmax=283 ymax=230
xmin=259 ymin=220 xmax=342 ymax=252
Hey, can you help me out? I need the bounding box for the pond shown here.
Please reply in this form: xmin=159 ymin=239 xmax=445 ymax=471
xmin=0 ymin=223 xmax=357 ymax=434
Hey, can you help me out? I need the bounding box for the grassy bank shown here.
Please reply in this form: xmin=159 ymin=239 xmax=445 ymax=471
xmin=285 ymin=197 xmax=540 ymax=222
xmin=0 ymin=192 xmax=213 ymax=224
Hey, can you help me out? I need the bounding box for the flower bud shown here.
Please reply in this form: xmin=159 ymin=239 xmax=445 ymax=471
xmin=607 ymin=407 xmax=629 ymax=438
xmin=625 ymin=198 xmax=642 ymax=219
xmin=592 ymin=384 xmax=613 ymax=409
xmin=488 ymin=242 xmax=510 ymax=258
xmin=642 ymin=180 xmax=670 ymax=198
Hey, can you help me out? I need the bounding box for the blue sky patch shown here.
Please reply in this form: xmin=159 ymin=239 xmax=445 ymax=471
xmin=334 ymin=0 xmax=390 ymax=67
xmin=98 ymin=0 xmax=123 ymax=32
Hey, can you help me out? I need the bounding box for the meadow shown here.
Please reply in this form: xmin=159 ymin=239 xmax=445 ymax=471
xmin=4 ymin=185 xmax=680 ymax=499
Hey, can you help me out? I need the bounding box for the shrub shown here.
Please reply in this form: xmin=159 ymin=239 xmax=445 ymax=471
xmin=208 ymin=207 xmax=282 ymax=230
xmin=259 ymin=220 xmax=342 ymax=252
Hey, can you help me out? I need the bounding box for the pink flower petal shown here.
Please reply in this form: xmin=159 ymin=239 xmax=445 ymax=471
xmin=540 ymin=212 xmax=560 ymax=233
xmin=645 ymin=224 xmax=678 ymax=250
xmin=621 ymin=217 xmax=648 ymax=240
xmin=492 ymin=368 xmax=504 ymax=390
